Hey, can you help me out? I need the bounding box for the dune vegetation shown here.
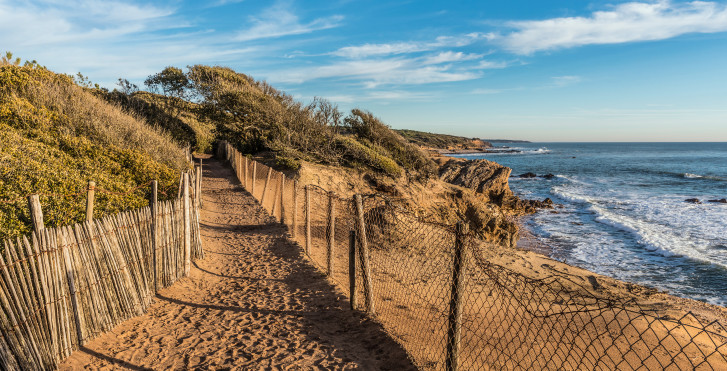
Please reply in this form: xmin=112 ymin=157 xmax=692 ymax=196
xmin=0 ymin=60 xmax=188 ymax=239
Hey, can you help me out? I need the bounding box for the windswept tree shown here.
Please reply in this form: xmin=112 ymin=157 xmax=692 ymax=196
xmin=117 ymin=78 xmax=139 ymax=95
xmin=1 ymin=51 xmax=21 ymax=66
xmin=145 ymin=66 xmax=190 ymax=116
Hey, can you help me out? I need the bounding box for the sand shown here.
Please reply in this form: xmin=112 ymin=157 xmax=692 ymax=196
xmin=59 ymin=159 xmax=415 ymax=370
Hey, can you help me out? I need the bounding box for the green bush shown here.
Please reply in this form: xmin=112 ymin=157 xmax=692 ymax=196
xmin=333 ymin=136 xmax=401 ymax=176
xmin=0 ymin=64 xmax=186 ymax=239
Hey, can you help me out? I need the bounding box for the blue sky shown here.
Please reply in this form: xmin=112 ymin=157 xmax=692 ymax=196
xmin=2 ymin=0 xmax=727 ymax=141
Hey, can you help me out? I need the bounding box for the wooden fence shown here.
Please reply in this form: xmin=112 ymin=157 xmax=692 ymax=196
xmin=0 ymin=164 xmax=204 ymax=369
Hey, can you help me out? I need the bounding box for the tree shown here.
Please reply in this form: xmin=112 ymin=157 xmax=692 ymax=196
xmin=308 ymin=96 xmax=342 ymax=132
xmin=1 ymin=51 xmax=21 ymax=66
xmin=144 ymin=66 xmax=189 ymax=100
xmin=117 ymin=78 xmax=139 ymax=95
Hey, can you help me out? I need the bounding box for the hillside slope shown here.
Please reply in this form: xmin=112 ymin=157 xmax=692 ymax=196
xmin=0 ymin=64 xmax=188 ymax=239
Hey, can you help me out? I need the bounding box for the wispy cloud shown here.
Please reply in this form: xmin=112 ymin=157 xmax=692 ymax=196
xmin=331 ymin=32 xmax=493 ymax=58
xmin=551 ymin=75 xmax=581 ymax=87
xmin=422 ymin=51 xmax=481 ymax=65
xmin=0 ymin=0 xmax=259 ymax=86
xmin=235 ymin=1 xmax=343 ymax=41
xmin=0 ymin=0 xmax=179 ymax=47
xmin=499 ymin=1 xmax=727 ymax=54
xmin=272 ymin=57 xmax=480 ymax=87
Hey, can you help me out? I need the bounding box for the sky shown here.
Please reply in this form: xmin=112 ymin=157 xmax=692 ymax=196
xmin=1 ymin=0 xmax=727 ymax=142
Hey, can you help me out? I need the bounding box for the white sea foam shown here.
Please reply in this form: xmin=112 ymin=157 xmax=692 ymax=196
xmin=548 ymin=180 xmax=727 ymax=269
xmin=682 ymin=172 xmax=727 ymax=181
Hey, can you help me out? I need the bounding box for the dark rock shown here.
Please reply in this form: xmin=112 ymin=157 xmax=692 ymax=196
xmin=542 ymin=173 xmax=556 ymax=179
xmin=519 ymin=172 xmax=537 ymax=178
xmin=685 ymin=198 xmax=701 ymax=204
xmin=707 ymin=198 xmax=727 ymax=203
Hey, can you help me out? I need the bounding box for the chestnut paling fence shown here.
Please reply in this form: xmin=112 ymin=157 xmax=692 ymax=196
xmin=221 ymin=140 xmax=727 ymax=371
xmin=0 ymin=156 xmax=204 ymax=369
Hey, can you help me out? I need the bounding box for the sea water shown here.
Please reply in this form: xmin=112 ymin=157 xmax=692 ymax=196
xmin=454 ymin=142 xmax=727 ymax=306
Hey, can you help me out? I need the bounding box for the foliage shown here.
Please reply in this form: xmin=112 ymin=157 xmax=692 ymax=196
xmin=1 ymin=51 xmax=21 ymax=66
xmin=397 ymin=129 xmax=491 ymax=150
xmin=0 ymin=64 xmax=187 ymax=239
xmin=344 ymin=109 xmax=436 ymax=176
xmin=333 ymin=136 xmax=402 ymax=176
xmin=101 ymin=90 xmax=214 ymax=153
xmin=183 ymin=65 xmax=434 ymax=177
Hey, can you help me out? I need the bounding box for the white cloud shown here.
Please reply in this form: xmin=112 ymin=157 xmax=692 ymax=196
xmin=0 ymin=0 xmax=259 ymax=87
xmin=331 ymin=32 xmax=491 ymax=58
xmin=475 ymin=60 xmax=509 ymax=69
xmin=471 ymin=88 xmax=501 ymax=95
xmin=332 ymin=42 xmax=425 ymax=58
xmin=235 ymin=1 xmax=343 ymax=41
xmin=501 ymin=1 xmax=727 ymax=54
xmin=0 ymin=0 xmax=179 ymax=47
xmin=422 ymin=51 xmax=481 ymax=65
xmin=272 ymin=57 xmax=479 ymax=87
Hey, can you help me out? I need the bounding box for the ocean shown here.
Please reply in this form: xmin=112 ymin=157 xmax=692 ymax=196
xmin=454 ymin=142 xmax=727 ymax=306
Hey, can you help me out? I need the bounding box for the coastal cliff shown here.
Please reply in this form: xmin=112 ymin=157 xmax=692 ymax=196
xmin=436 ymin=157 xmax=553 ymax=213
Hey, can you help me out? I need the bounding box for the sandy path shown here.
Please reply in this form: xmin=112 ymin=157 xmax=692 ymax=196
xmin=60 ymin=159 xmax=415 ymax=370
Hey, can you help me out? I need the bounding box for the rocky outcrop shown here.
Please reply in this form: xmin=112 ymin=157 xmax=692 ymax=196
xmin=437 ymin=158 xmax=553 ymax=213
xmin=438 ymin=158 xmax=514 ymax=205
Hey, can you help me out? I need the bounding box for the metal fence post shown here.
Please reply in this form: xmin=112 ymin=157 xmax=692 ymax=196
xmin=446 ymin=222 xmax=468 ymax=371
xmin=354 ymin=194 xmax=374 ymax=315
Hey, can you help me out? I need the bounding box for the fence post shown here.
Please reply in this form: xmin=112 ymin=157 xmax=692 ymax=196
xmin=327 ymin=191 xmax=335 ymax=276
xmin=279 ymin=173 xmax=285 ymax=224
xmin=251 ymin=161 xmax=257 ymax=197
xmin=271 ymin=172 xmax=280 ymax=217
xmin=354 ymin=194 xmax=375 ymax=315
xmin=292 ymin=180 xmax=298 ymax=238
xmin=198 ymin=159 xmax=203 ymax=207
xmin=59 ymin=229 xmax=84 ymax=346
xmin=305 ymin=185 xmax=311 ymax=256
xmin=349 ymin=229 xmax=357 ymax=310
xmin=27 ymin=195 xmax=44 ymax=234
xmin=150 ymin=180 xmax=158 ymax=292
xmin=196 ymin=164 xmax=203 ymax=209
xmin=446 ymin=222 xmax=468 ymax=371
xmin=85 ymin=181 xmax=95 ymax=222
xmin=244 ymin=156 xmax=249 ymax=189
xmin=262 ymin=167 xmax=272 ymax=206
xmin=183 ymin=172 xmax=191 ymax=276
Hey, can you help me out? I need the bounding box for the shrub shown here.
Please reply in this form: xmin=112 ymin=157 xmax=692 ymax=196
xmin=0 ymin=64 xmax=186 ymax=239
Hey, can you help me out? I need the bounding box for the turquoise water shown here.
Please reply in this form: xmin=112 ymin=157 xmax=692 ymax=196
xmin=454 ymin=142 xmax=727 ymax=306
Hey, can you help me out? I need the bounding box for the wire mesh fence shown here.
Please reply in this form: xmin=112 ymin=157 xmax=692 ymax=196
xmin=220 ymin=141 xmax=727 ymax=371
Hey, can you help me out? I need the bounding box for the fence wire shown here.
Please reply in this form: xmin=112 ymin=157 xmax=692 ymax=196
xmin=222 ymin=141 xmax=727 ymax=371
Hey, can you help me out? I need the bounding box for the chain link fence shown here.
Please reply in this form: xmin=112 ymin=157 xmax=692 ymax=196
xmin=221 ymin=141 xmax=727 ymax=370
